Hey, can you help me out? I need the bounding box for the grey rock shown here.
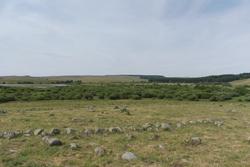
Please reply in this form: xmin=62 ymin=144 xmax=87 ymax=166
xmin=34 ymin=129 xmax=44 ymax=136
xmin=3 ymin=131 xmax=22 ymax=139
xmin=94 ymin=147 xmax=106 ymax=156
xmin=24 ymin=129 xmax=33 ymax=137
xmin=49 ymin=128 xmax=61 ymax=135
xmin=176 ymin=123 xmax=182 ymax=128
xmin=214 ymin=120 xmax=224 ymax=127
xmin=95 ymin=128 xmax=106 ymax=134
xmin=155 ymin=122 xmax=161 ymax=128
xmin=109 ymin=127 xmax=122 ymax=133
xmin=42 ymin=136 xmax=62 ymax=146
xmin=65 ymin=128 xmax=76 ymax=135
xmin=161 ymin=123 xmax=171 ymax=131
xmin=70 ymin=143 xmax=79 ymax=150
xmin=82 ymin=129 xmax=94 ymax=137
xmin=188 ymin=137 xmax=202 ymax=146
xmin=142 ymin=123 xmax=153 ymax=131
xmin=121 ymin=152 xmax=137 ymax=161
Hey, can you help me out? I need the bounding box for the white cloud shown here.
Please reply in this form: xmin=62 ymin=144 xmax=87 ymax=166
xmin=1 ymin=0 xmax=250 ymax=76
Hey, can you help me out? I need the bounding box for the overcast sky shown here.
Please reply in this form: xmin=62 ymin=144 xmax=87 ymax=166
xmin=1 ymin=0 xmax=250 ymax=77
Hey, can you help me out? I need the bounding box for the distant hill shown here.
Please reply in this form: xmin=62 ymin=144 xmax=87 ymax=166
xmin=138 ymin=73 xmax=250 ymax=84
xmin=1 ymin=73 xmax=250 ymax=84
xmin=0 ymin=75 xmax=147 ymax=84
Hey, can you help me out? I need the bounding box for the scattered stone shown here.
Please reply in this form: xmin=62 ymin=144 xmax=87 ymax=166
xmin=3 ymin=131 xmax=22 ymax=139
xmin=42 ymin=136 xmax=62 ymax=146
xmin=94 ymin=147 xmax=106 ymax=156
xmin=65 ymin=128 xmax=76 ymax=135
xmin=161 ymin=123 xmax=171 ymax=131
xmin=82 ymin=129 xmax=94 ymax=137
xmin=214 ymin=120 xmax=224 ymax=127
xmin=34 ymin=129 xmax=44 ymax=136
xmin=186 ymin=137 xmax=202 ymax=146
xmin=121 ymin=152 xmax=137 ymax=161
xmin=155 ymin=122 xmax=161 ymax=128
xmin=49 ymin=128 xmax=61 ymax=135
xmin=109 ymin=127 xmax=122 ymax=133
xmin=24 ymin=129 xmax=33 ymax=137
xmin=95 ymin=128 xmax=106 ymax=134
xmin=70 ymin=143 xmax=79 ymax=150
xmin=176 ymin=123 xmax=182 ymax=128
xmin=142 ymin=123 xmax=153 ymax=131
xmin=87 ymin=106 xmax=96 ymax=112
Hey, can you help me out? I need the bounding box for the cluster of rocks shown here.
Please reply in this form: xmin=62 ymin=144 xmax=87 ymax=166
xmin=0 ymin=131 xmax=22 ymax=139
xmin=0 ymin=118 xmax=223 ymax=141
xmin=184 ymin=119 xmax=224 ymax=127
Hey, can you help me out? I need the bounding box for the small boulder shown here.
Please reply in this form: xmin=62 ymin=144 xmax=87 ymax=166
xmin=121 ymin=152 xmax=137 ymax=161
xmin=70 ymin=143 xmax=79 ymax=150
xmin=65 ymin=128 xmax=76 ymax=135
xmin=34 ymin=129 xmax=44 ymax=136
xmin=95 ymin=128 xmax=106 ymax=134
xmin=43 ymin=136 xmax=62 ymax=146
xmin=109 ymin=127 xmax=122 ymax=133
xmin=161 ymin=123 xmax=171 ymax=131
xmin=82 ymin=129 xmax=94 ymax=137
xmin=94 ymin=147 xmax=106 ymax=156
xmin=186 ymin=137 xmax=202 ymax=146
xmin=142 ymin=123 xmax=153 ymax=131
xmin=24 ymin=129 xmax=33 ymax=137
xmin=3 ymin=131 xmax=22 ymax=139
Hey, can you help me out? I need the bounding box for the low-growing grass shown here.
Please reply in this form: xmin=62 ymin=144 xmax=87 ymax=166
xmin=1 ymin=100 xmax=250 ymax=166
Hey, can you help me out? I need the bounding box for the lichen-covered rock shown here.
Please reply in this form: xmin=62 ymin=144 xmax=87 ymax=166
xmin=121 ymin=152 xmax=137 ymax=161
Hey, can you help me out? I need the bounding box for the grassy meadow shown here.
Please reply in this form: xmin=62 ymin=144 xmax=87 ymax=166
xmin=1 ymin=99 xmax=250 ymax=167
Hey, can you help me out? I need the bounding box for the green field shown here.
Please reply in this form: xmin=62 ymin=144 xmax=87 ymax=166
xmin=1 ymin=99 xmax=250 ymax=167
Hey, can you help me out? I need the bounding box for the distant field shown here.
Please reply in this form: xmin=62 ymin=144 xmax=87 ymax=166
xmin=231 ymin=79 xmax=250 ymax=86
xmin=0 ymin=75 xmax=147 ymax=84
xmin=1 ymin=100 xmax=250 ymax=166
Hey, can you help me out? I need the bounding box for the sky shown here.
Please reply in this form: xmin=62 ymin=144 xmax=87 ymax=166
xmin=1 ymin=0 xmax=250 ymax=77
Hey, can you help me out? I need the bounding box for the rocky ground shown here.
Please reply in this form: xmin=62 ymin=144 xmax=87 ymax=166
xmin=0 ymin=100 xmax=250 ymax=167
